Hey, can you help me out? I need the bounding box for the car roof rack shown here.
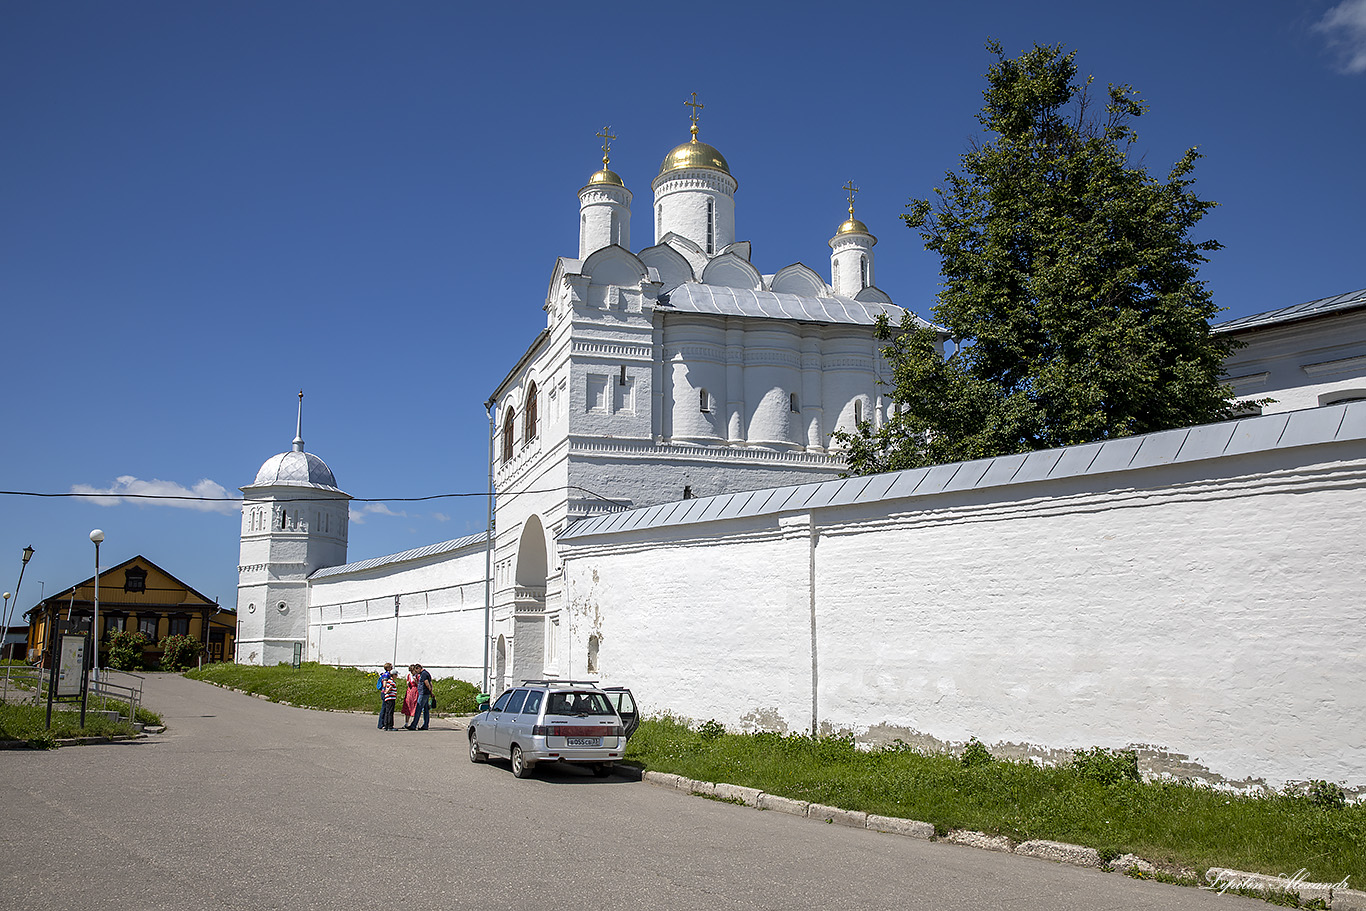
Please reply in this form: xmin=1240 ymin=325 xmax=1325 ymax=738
xmin=519 ymin=679 xmax=604 ymax=688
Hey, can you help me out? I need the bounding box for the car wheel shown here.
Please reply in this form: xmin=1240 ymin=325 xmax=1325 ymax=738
xmin=468 ymin=734 xmax=487 ymax=764
xmin=511 ymin=745 xmax=532 ymax=779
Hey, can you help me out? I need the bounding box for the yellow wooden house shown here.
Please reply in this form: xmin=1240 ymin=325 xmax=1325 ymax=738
xmin=25 ymin=555 xmax=235 ymax=667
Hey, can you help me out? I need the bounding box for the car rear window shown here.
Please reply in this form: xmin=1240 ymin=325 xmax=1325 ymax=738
xmin=546 ymin=691 xmax=614 ymax=716
xmin=522 ymin=691 xmax=543 ymax=715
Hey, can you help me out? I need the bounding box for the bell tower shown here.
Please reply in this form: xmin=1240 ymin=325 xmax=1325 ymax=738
xmin=578 ymin=126 xmax=632 ymax=259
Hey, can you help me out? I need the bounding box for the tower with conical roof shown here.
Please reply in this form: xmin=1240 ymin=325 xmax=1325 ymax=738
xmin=235 ymin=392 xmax=350 ymax=665
xmin=651 ymin=93 xmax=736 ymax=254
xmin=578 ymin=126 xmax=632 ymax=259
xmin=829 ymin=180 xmax=877 ymax=296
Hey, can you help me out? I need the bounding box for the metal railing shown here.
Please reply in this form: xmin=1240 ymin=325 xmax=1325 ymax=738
xmin=0 ymin=666 xmax=144 ymax=726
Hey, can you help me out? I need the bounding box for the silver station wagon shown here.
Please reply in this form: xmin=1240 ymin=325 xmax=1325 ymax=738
xmin=468 ymin=680 xmax=639 ymax=778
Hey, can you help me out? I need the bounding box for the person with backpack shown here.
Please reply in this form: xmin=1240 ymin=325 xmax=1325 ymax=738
xmin=380 ymin=666 xmax=398 ymax=731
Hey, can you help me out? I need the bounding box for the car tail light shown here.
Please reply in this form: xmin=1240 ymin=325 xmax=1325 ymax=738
xmin=532 ymin=725 xmax=551 ymax=736
xmin=533 ymin=725 xmax=623 ymax=737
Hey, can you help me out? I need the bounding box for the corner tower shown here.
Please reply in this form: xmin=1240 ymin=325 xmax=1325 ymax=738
xmin=578 ymin=127 xmax=632 ymax=259
xmin=235 ymin=392 xmax=349 ymax=665
xmin=829 ymin=181 xmax=877 ymax=296
xmin=651 ymin=93 xmax=736 ymax=254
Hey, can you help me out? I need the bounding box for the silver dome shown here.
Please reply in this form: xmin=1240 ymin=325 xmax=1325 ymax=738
xmin=251 ymin=450 xmax=340 ymax=490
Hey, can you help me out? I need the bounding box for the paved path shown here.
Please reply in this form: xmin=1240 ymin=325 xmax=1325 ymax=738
xmin=0 ymin=673 xmax=1262 ymax=911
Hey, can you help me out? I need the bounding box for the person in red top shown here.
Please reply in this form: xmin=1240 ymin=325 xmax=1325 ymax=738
xmin=402 ymin=664 xmax=419 ymax=729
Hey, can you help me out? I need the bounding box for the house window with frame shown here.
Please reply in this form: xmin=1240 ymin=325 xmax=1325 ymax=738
xmin=103 ymin=613 xmax=124 ymax=638
xmin=138 ymin=615 xmax=159 ymax=638
xmin=502 ymin=407 xmax=516 ymax=462
xmin=169 ymin=616 xmax=190 ymax=638
xmin=124 ymin=566 xmax=147 ymax=593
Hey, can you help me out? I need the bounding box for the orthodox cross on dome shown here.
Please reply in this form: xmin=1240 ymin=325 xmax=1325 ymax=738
xmin=685 ymin=92 xmax=703 ymax=141
xmin=596 ymin=126 xmax=616 ymax=168
xmin=293 ymin=390 xmax=305 ymax=452
xmin=843 ymin=180 xmax=860 ymax=218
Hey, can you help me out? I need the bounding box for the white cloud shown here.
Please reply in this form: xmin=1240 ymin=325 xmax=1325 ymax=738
xmin=70 ymin=475 xmax=241 ymax=515
xmin=348 ymin=502 xmax=410 ymax=524
xmin=431 ymin=512 xmax=451 ymax=523
xmin=1315 ymin=0 xmax=1366 ymax=73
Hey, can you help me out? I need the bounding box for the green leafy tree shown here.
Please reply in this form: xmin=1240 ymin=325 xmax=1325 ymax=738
xmin=841 ymin=42 xmax=1238 ymax=474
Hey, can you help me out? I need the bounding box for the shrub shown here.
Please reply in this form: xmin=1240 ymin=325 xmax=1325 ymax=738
xmin=107 ymin=630 xmax=151 ymax=671
xmin=1071 ymin=746 xmax=1141 ymax=785
xmin=960 ymin=737 xmax=993 ymax=767
xmin=159 ymin=634 xmax=201 ymax=671
xmin=698 ymin=719 xmax=726 ymax=741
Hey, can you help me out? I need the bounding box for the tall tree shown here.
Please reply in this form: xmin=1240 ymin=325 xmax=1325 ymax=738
xmin=841 ymin=42 xmax=1238 ymax=474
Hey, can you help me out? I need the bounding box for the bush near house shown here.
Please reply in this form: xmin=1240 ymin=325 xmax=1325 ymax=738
xmin=107 ymin=630 xmax=152 ymax=671
xmin=625 ymin=715 xmax=1366 ymax=886
xmin=159 ymin=634 xmax=201 ymax=671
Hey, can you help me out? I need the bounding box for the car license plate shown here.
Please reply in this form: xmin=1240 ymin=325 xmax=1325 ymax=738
xmin=566 ymin=737 xmax=602 ymax=747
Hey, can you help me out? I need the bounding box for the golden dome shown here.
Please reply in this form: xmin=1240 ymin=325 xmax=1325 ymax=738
xmin=658 ymin=138 xmax=731 ymax=177
xmin=837 ymin=217 xmax=872 ymax=236
xmin=587 ymin=168 xmax=625 ymax=187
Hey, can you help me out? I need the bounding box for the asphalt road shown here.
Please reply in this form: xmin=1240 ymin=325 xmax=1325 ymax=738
xmin=0 ymin=673 xmax=1263 ymax=911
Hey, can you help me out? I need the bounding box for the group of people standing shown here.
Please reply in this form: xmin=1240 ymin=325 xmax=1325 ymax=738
xmin=377 ymin=662 xmax=434 ymax=731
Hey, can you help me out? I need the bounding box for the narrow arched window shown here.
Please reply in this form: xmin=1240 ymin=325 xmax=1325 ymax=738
xmin=854 ymin=399 xmax=864 ymax=425
xmin=706 ymin=198 xmax=715 ymax=254
xmin=860 ymin=256 xmax=868 ymax=289
xmin=790 ymin=392 xmax=800 ymax=413
xmin=524 ymin=383 xmax=538 ymax=442
xmin=502 ymin=407 xmax=516 ymax=463
xmin=699 ymin=389 xmax=710 ymax=413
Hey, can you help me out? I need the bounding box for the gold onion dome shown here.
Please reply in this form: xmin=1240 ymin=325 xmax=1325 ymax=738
xmin=837 ymin=216 xmax=872 ymax=236
xmin=658 ymin=138 xmax=731 ymax=176
xmin=588 ymin=167 xmax=625 ymax=187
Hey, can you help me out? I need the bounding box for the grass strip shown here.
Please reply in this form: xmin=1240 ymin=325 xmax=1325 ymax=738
xmin=625 ymin=715 xmax=1364 ymax=886
xmin=185 ymin=661 xmax=481 ymax=714
xmin=0 ymin=702 xmax=143 ymax=746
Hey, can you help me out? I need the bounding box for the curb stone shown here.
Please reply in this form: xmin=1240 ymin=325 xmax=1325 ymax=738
xmin=756 ymin=793 xmax=809 ymax=816
xmin=642 ymin=771 xmax=687 ymax=790
xmin=1015 ymin=839 xmax=1101 ymax=867
xmin=1109 ymin=854 xmax=1155 ymax=875
xmin=712 ymin=783 xmax=764 ymax=807
xmin=867 ymin=814 xmax=934 ymax=839
xmin=1334 ymin=888 xmax=1366 ymax=911
xmin=807 ymin=803 xmax=868 ymax=828
xmin=945 ymin=830 xmax=1014 ymax=853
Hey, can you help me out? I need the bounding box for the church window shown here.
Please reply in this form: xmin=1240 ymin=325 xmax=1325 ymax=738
xmin=657 ymin=204 xmax=662 ymax=238
xmin=502 ymin=407 xmax=516 ymax=462
xmin=790 ymin=393 xmax=800 ymax=413
xmin=619 ymin=365 xmax=627 ymax=386
xmin=1321 ymin=390 xmax=1366 ymax=406
xmin=524 ymin=383 xmax=538 ymax=442
xmin=860 ymin=256 xmax=868 ymax=289
xmin=706 ymin=199 xmax=715 ymax=254
xmin=854 ymin=399 xmax=864 ymax=425
xmin=280 ymin=509 xmax=287 ymax=530
xmin=547 ymin=616 xmax=559 ymax=665
xmin=699 ymin=389 xmax=711 ymax=412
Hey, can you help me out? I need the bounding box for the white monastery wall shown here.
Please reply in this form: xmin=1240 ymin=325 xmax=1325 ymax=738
xmin=560 ymin=406 xmax=1366 ymax=791
xmin=307 ymin=542 xmax=489 ymax=681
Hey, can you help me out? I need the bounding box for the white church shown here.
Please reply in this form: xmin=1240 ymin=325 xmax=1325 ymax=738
xmin=234 ymin=105 xmax=1366 ymax=794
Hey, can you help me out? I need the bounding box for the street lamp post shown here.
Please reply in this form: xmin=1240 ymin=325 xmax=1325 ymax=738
xmin=1 ymin=592 xmax=9 ymax=661
xmin=89 ymin=530 xmax=103 ymax=685
xmin=6 ymin=545 xmax=35 ymax=663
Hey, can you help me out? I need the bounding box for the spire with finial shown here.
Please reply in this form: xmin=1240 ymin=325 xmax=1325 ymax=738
xmin=844 ymin=180 xmax=860 ymax=219
xmin=685 ymin=92 xmax=703 ymax=142
xmin=292 ymin=390 xmax=305 ymax=452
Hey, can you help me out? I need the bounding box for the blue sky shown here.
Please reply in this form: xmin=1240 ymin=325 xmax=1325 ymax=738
xmin=2 ymin=0 xmax=1363 ymax=623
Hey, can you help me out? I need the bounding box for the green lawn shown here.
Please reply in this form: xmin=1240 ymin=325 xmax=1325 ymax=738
xmin=625 ymin=716 xmax=1365 ymax=887
xmin=0 ymin=701 xmax=145 ymax=746
xmin=185 ymin=661 xmax=481 ymax=714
